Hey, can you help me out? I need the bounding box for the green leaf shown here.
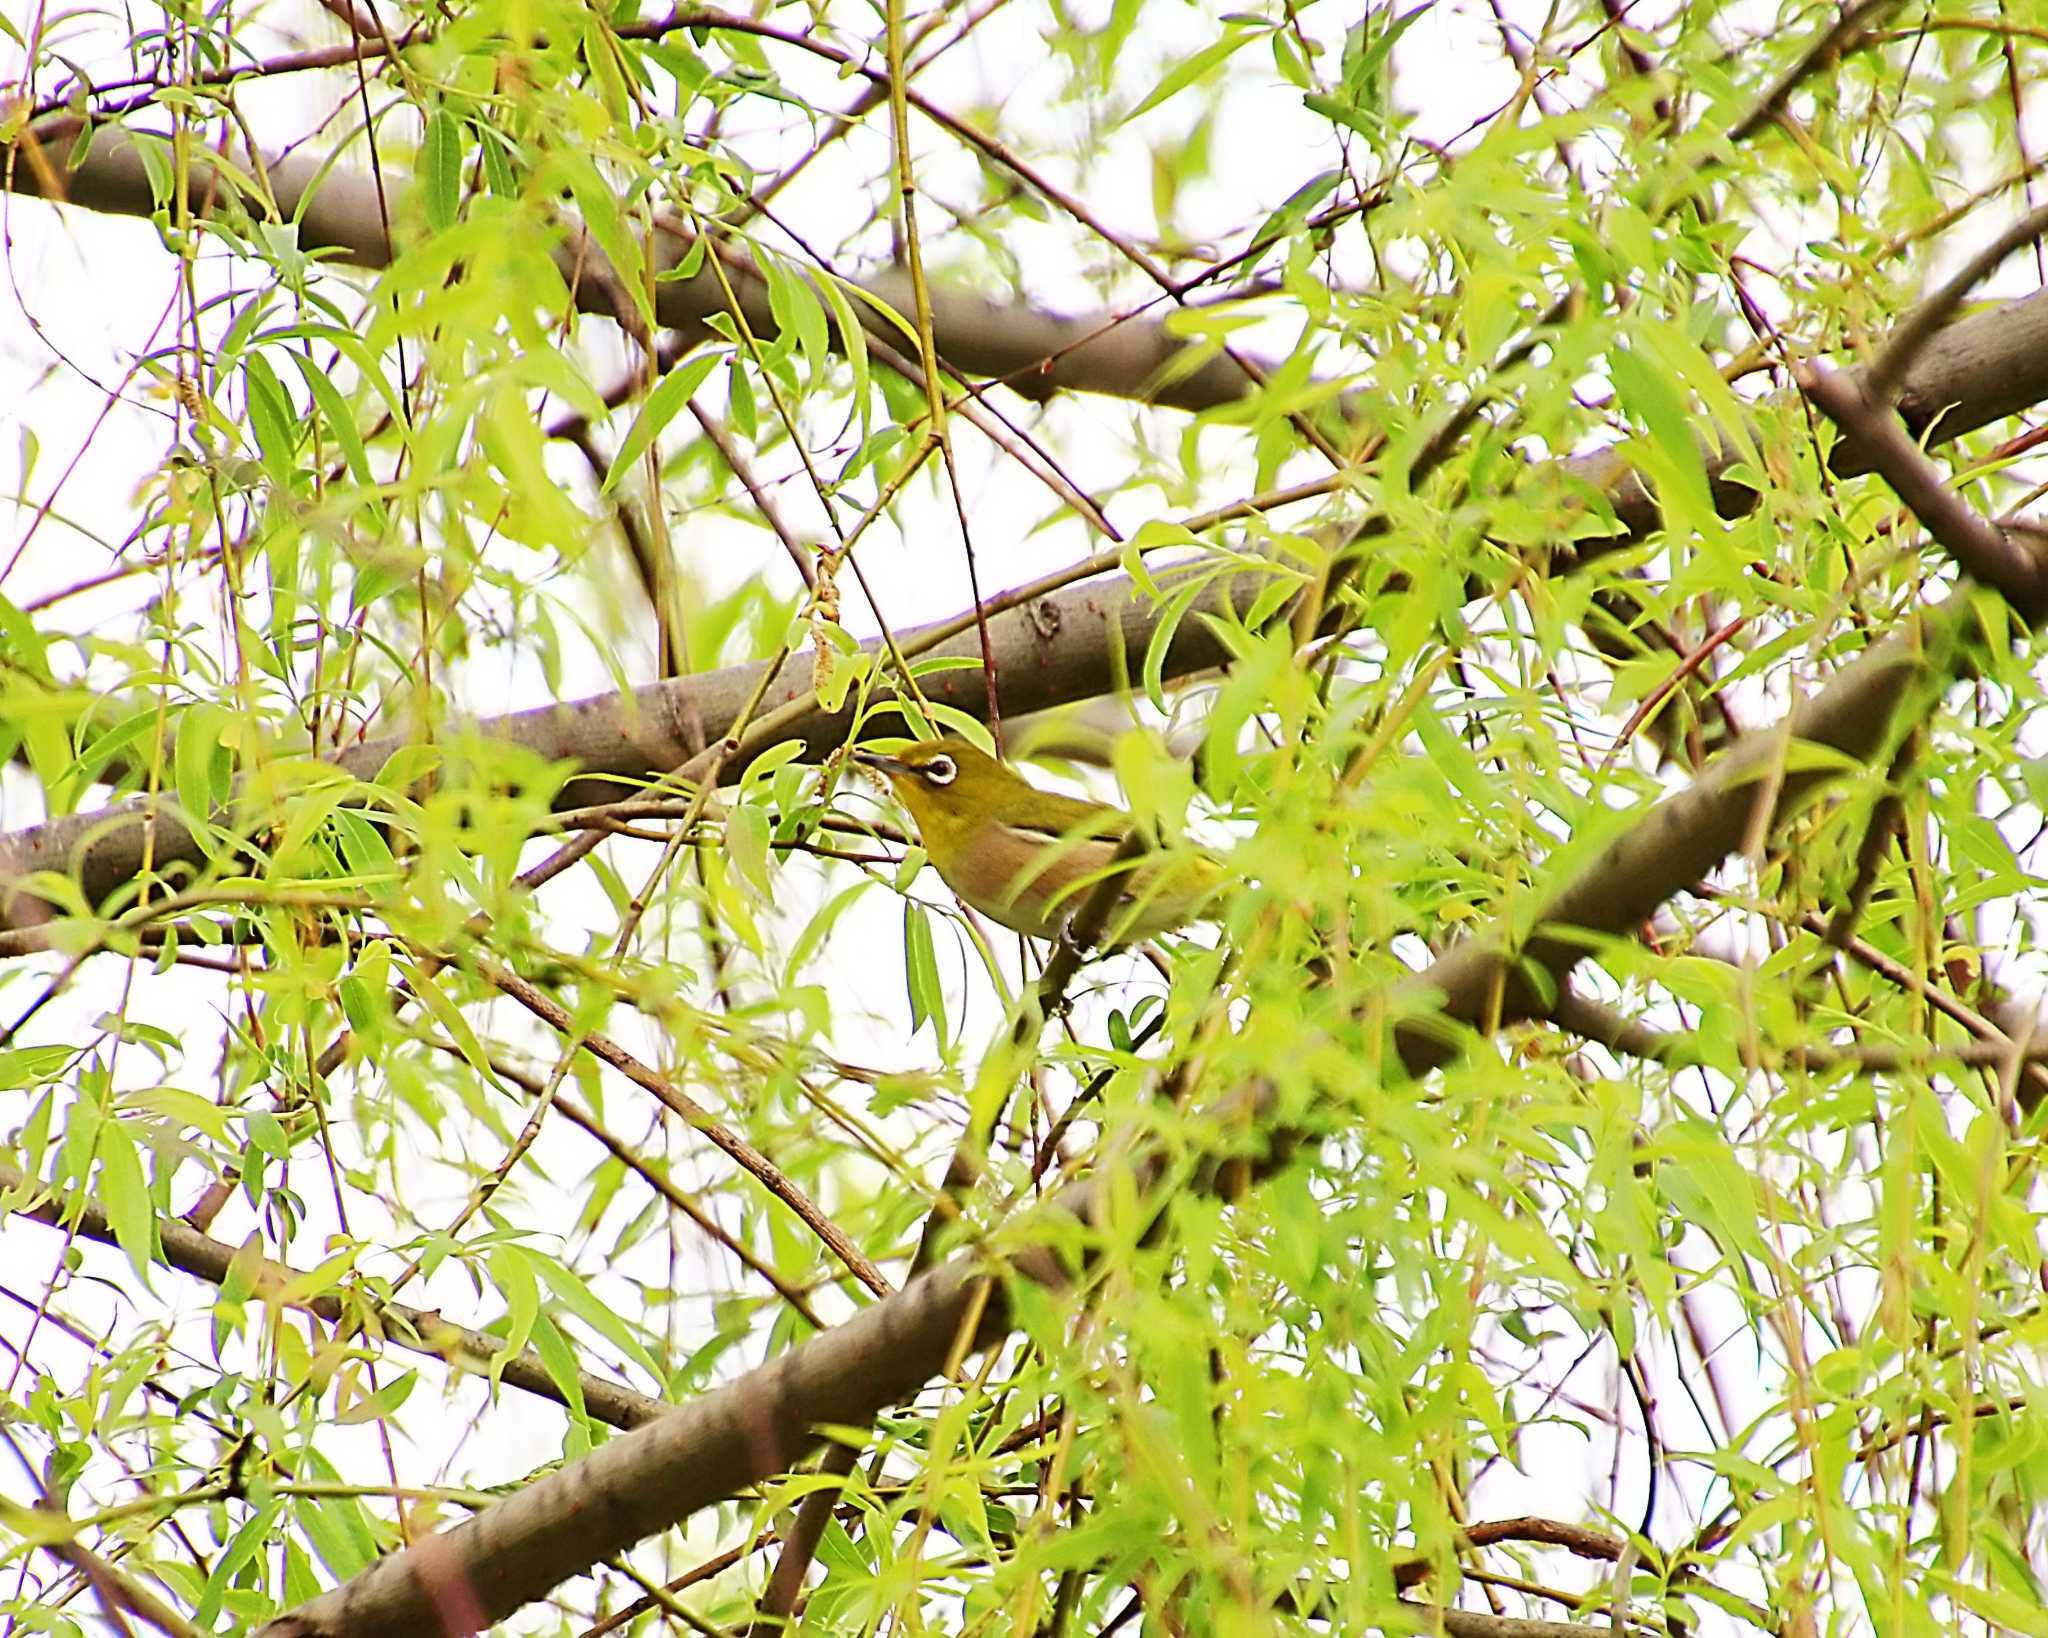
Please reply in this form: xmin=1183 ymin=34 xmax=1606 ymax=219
xmin=603 ymin=350 xmax=723 ymax=491
xmin=403 ymin=963 xmax=499 ymax=1089
xmin=195 ymin=1498 xmax=282 ymax=1628
xmin=1302 ymin=90 xmax=1381 ymax=142
xmin=580 ymin=13 xmax=634 ymax=120
xmin=243 ymin=353 xmax=297 ymax=482
xmin=287 ymin=351 xmax=375 ymax=488
xmin=420 ymin=108 xmax=463 ymax=231
xmin=73 ymin=708 xmax=167 ymax=795
xmin=293 ymin=1456 xmax=377 ymax=1580
xmin=175 ymin=703 xmax=234 ymax=839
xmin=1656 ymin=1119 xmax=1768 ymax=1261
xmin=280 ymin=324 xmax=409 ymax=431
xmin=1609 ymin=339 xmax=1715 ymax=538
xmin=478 ymin=126 xmax=519 ymax=197
xmin=490 ymin=1242 xmax=540 ymax=1383
xmin=814 ymin=638 xmax=867 ymax=715
xmin=129 ymin=131 xmax=174 ymax=208
xmin=337 ymin=1367 xmax=417 ymax=1424
xmin=904 ymin=902 xmax=947 ymax=1047
xmin=1142 ymin=577 xmax=1210 ymax=712
xmin=1628 ymin=314 xmax=1760 ymax=471
xmin=0 ymin=591 xmax=54 ymax=684
xmin=727 ymin=354 xmax=757 ymax=441
xmin=528 ymin=1310 xmax=591 ymax=1425
xmin=762 ymin=250 xmax=829 ymax=385
xmin=0 ymin=1045 xmax=76 ymax=1086
xmin=530 ymin=1252 xmax=664 ymax=1384
xmin=1345 ymin=2 xmax=1432 ymax=103
xmin=331 ymin=808 xmax=402 ymax=884
xmin=1123 ymin=24 xmax=1268 ymax=125
xmin=559 ymin=152 xmax=653 ymax=334
xmin=97 ymin=1116 xmax=156 ymax=1282
xmin=124 ymin=1086 xmax=233 ymax=1144
xmin=727 ymin=803 xmax=773 ymax=895
xmin=818 ymin=271 xmax=871 ymax=434
xmin=245 ymin=1109 xmax=289 ymax=1161
xmin=784 ymin=882 xmax=871 ymax=979
xmin=1246 ymin=168 xmax=1342 ymax=254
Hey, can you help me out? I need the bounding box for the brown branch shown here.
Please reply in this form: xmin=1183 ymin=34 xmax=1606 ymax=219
xmin=16 ymin=118 xmax=2048 ymax=462
xmin=1404 ymin=1606 xmax=1628 ymax=1638
xmin=1725 ymin=0 xmax=1900 ymax=146
xmin=1548 ymin=281 xmax=2048 ymax=561
xmin=0 ymin=559 xmax=1259 ymax=933
xmin=253 ymin=1247 xmax=1011 ymax=1638
xmin=1791 ymin=907 xmax=2048 ymax=1110
xmin=41 ymin=1531 xmax=205 ymax=1638
xmin=1865 ymin=197 xmax=2048 ymax=402
xmin=26 ymin=32 xmax=420 ymax=127
xmin=1821 ymin=732 xmax=1915 ymax=949
xmin=1551 ymin=990 xmax=1706 ymax=1067
xmin=1799 ymin=363 xmax=2048 ymax=617
xmin=1556 ymin=987 xmax=2048 ymax=1078
xmin=1394 ymin=1514 xmax=1628 ymax=1590
xmin=1394 ymin=595 xmax=1967 ymax=1071
xmin=652 ymin=7 xmax=1348 ymax=467
xmin=6 ymin=120 xmax=1254 ymax=415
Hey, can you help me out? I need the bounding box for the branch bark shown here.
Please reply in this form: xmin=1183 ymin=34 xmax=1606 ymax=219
xmin=0 ymin=562 xmax=1257 ymax=930
xmin=5 ymin=120 xmax=1251 ymax=413
xmin=1395 ymin=602 xmax=1963 ymax=1065
xmin=1800 ymin=363 xmax=2048 ymax=617
xmin=1545 ymin=281 xmax=2048 ymax=557
xmin=255 ymin=1253 xmax=1009 ymax=1638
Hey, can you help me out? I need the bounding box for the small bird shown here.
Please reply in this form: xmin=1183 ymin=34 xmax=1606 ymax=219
xmin=854 ymin=736 xmax=1222 ymax=948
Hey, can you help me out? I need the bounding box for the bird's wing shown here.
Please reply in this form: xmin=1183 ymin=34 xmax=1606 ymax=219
xmin=993 ymin=786 xmax=1126 ymax=842
xmin=987 ymin=825 xmax=1217 ymax=943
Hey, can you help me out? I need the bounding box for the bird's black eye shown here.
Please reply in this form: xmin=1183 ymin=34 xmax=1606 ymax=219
xmin=923 ymin=755 xmax=957 ymax=786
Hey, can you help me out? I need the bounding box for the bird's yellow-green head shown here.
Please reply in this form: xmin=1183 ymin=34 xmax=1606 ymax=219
xmin=853 ymin=736 xmax=1054 ymax=856
xmin=852 ymin=735 xmax=1221 ymax=945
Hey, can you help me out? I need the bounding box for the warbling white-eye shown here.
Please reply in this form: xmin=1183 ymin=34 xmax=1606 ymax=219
xmin=854 ymin=736 xmax=1222 ymax=948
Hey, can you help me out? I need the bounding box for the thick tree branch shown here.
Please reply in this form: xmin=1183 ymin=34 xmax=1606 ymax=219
xmin=1559 ymin=986 xmax=2048 ymax=1078
xmin=9 ymin=253 xmax=2048 ymax=933
xmin=1532 ymin=282 xmax=2048 ymax=577
xmin=1800 ymin=364 xmax=2048 ymax=616
xmin=253 ymin=1249 xmax=1010 ymax=1637
xmin=0 ymin=562 xmax=1258 ymax=931
xmin=1393 ymin=599 xmax=1965 ymax=1065
xmin=5 ymin=121 xmax=1252 ymax=414
xmin=1405 ymin=1610 xmax=1624 ymax=1638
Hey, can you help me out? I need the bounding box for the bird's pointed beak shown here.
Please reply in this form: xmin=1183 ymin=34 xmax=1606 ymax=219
xmin=853 ymin=748 xmax=911 ymax=778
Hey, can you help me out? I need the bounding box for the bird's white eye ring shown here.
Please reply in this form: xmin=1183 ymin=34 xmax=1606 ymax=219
xmin=924 ymin=755 xmax=957 ymax=785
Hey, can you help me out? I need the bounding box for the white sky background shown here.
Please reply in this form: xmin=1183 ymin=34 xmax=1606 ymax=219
xmin=2 ymin=0 xmax=2040 ymax=1627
